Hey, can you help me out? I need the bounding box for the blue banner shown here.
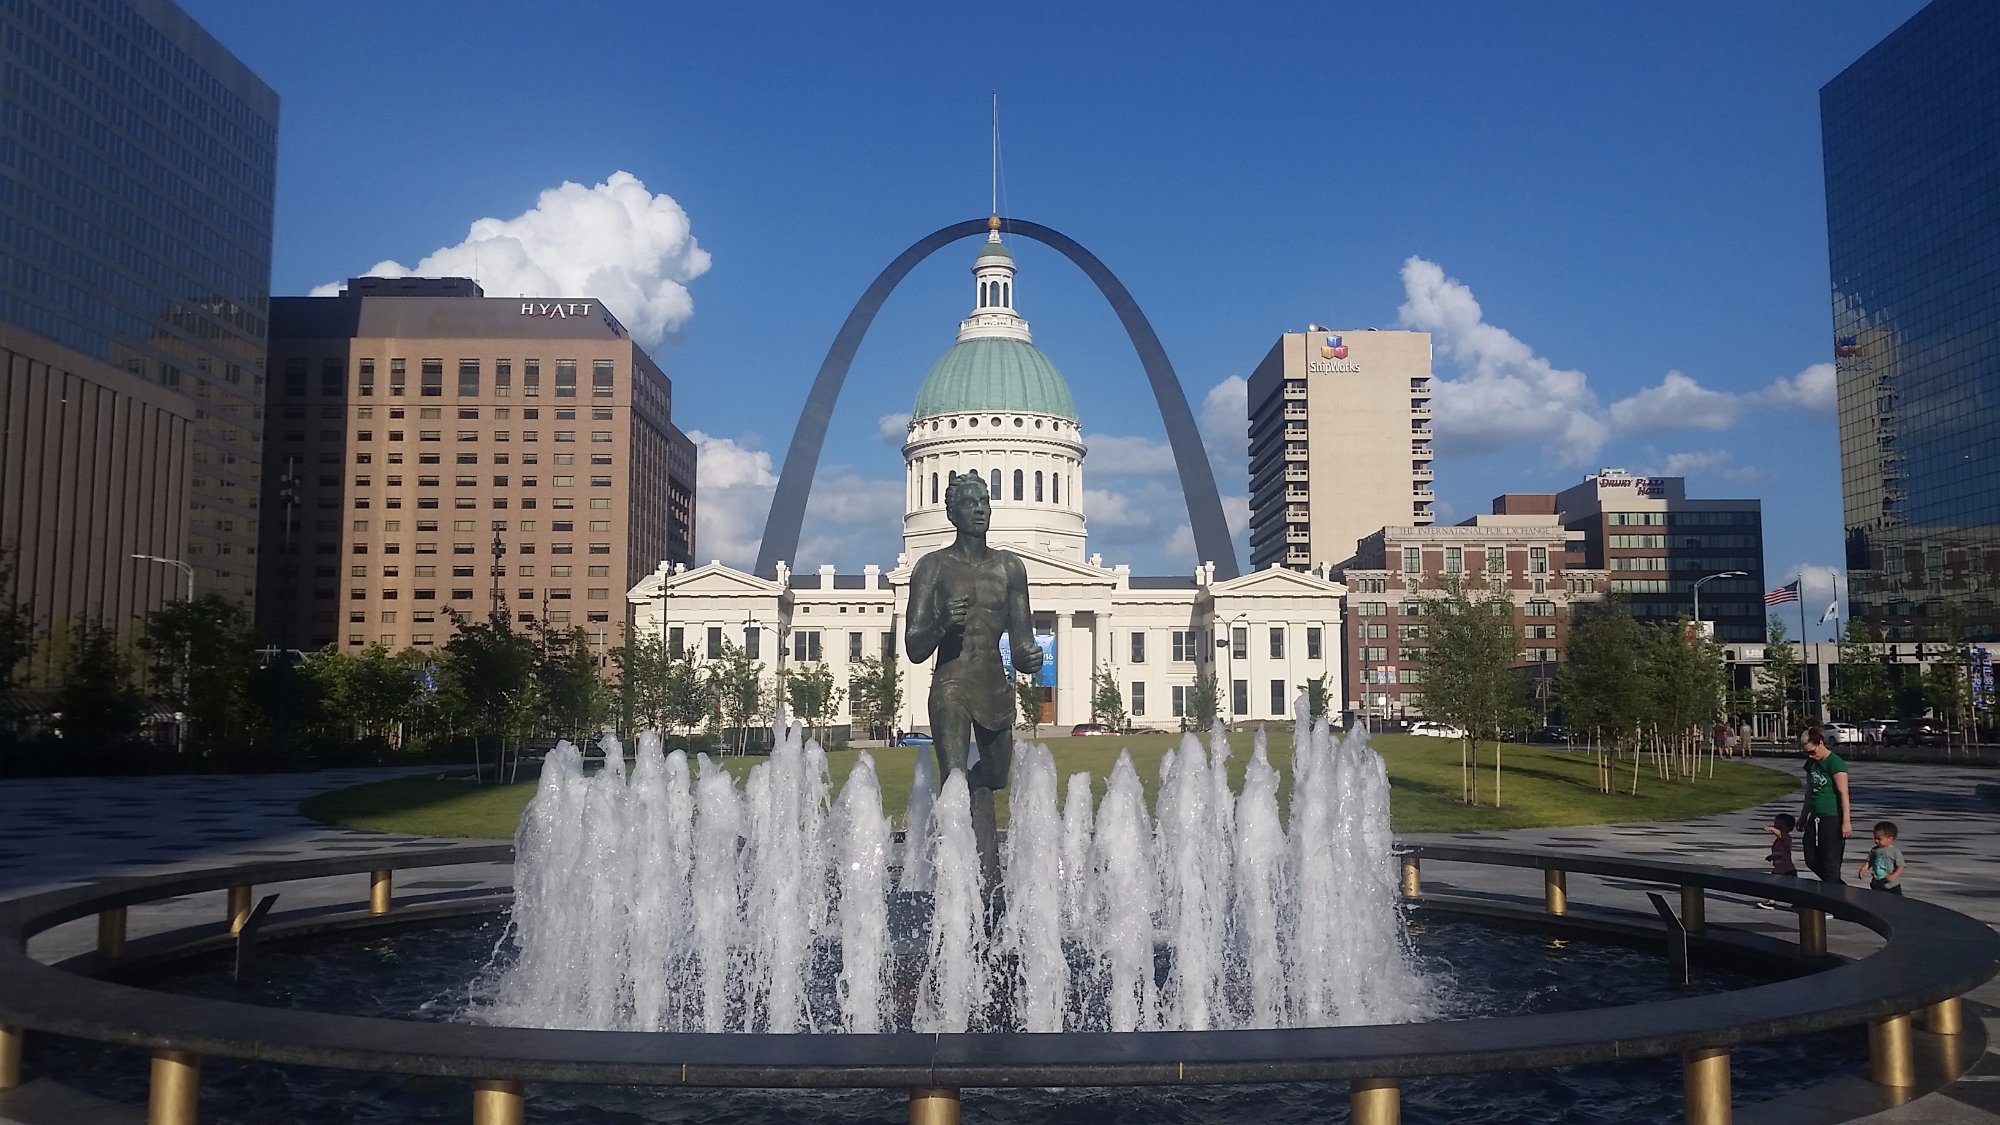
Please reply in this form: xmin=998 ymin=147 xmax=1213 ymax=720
xmin=999 ymin=632 xmax=1058 ymax=687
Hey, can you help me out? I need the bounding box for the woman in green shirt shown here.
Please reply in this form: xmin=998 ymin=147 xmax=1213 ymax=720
xmin=1799 ymin=726 xmax=1851 ymax=884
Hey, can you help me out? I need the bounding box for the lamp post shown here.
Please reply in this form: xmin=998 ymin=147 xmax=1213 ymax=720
xmin=1692 ymin=570 xmax=1748 ymax=640
xmin=132 ymin=553 xmax=195 ymax=752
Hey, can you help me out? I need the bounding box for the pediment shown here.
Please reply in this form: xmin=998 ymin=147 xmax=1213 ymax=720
xmin=630 ymin=561 xmax=785 ymax=602
xmin=1210 ymin=566 xmax=1347 ymax=597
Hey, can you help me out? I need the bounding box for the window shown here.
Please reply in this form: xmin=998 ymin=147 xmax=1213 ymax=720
xmin=1232 ymin=679 xmax=1248 ymax=717
xmin=1445 ymin=546 xmax=1462 ymax=573
xmin=1270 ymin=680 xmax=1286 ymax=716
xmin=1488 ymin=549 xmax=1505 ymax=574
xmin=389 ymin=359 xmax=407 ymax=395
xmin=1130 ymin=682 xmax=1146 ymax=716
xmin=1172 ymin=685 xmax=1187 ymax=717
xmin=358 ymin=358 xmax=376 ymax=396
xmin=849 ymin=631 xmax=864 ymax=662
xmin=524 ymin=360 xmax=541 ymax=396
xmin=495 ymin=359 xmax=511 ymax=396
xmin=1403 ymin=546 xmax=1422 ymax=573
xmin=744 ymin=627 xmax=760 ymax=659
xmin=458 ymin=359 xmax=479 ymax=396
xmin=1130 ymin=632 xmax=1146 ymax=664
xmin=1013 ymin=469 xmax=1024 ymax=501
xmin=668 ymin=627 xmax=684 ymax=655
xmin=554 ymin=360 xmax=577 ymax=397
xmin=1035 ymin=471 xmax=1044 ymax=501
xmin=592 ymin=360 xmax=614 ymax=397
xmin=1306 ymin=627 xmax=1322 ymax=660
xmin=1356 ymin=601 xmax=1387 ymax=616
xmin=1269 ymin=627 xmax=1284 ymax=658
xmin=1359 ymin=623 xmax=1388 ymax=639
xmin=1231 ymin=627 xmax=1247 ymax=660
xmin=420 ymin=359 xmax=443 ymax=396
xmin=1530 ymin=546 xmax=1548 ymax=574
xmin=1526 ymin=600 xmax=1556 ymax=617
xmin=793 ymin=631 xmax=822 ymax=662
xmin=591 ymin=431 xmax=613 ymax=443
xmin=1172 ymin=629 xmax=1198 ymax=662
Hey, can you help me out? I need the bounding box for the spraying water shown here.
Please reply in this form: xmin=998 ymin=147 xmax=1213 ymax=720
xmin=481 ymin=711 xmax=1433 ymax=1033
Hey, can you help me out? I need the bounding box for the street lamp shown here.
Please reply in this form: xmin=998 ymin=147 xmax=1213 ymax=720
xmin=1692 ymin=570 xmax=1748 ymax=640
xmin=132 ymin=553 xmax=194 ymax=601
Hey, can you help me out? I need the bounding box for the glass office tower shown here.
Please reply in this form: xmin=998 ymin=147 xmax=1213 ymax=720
xmin=1823 ymin=0 xmax=2000 ymax=642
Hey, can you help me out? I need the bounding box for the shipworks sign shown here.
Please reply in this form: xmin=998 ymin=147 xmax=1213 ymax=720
xmin=1307 ymin=334 xmax=1360 ymax=374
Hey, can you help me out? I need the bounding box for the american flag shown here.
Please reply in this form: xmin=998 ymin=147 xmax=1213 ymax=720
xmin=1765 ymin=580 xmax=1801 ymax=607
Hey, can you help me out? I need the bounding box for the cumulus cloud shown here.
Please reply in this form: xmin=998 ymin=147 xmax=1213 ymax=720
xmin=310 ymin=171 xmax=710 ymax=349
xmin=1774 ymin=563 xmax=1845 ymax=621
xmin=1397 ymin=257 xmax=1610 ymax=462
xmin=1163 ymin=495 xmax=1251 ymax=569
xmin=687 ymin=430 xmax=777 ymax=568
xmin=1082 ymin=488 xmax=1151 ymax=530
xmin=1763 ymin=363 xmax=1836 ymax=412
xmin=1199 ymin=375 xmax=1248 ymax=454
xmin=798 ymin=472 xmax=905 ymax=569
xmin=1609 ymin=372 xmax=1745 ymax=432
xmin=1083 ymin=433 xmax=1177 ymax=476
xmin=876 ymin=413 xmax=911 ymax=447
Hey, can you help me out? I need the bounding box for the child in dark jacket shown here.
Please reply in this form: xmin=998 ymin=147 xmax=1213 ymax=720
xmin=1755 ymin=812 xmax=1797 ymax=909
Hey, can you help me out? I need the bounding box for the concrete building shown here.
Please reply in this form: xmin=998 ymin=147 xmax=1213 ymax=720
xmin=632 ymin=227 xmax=1346 ymax=736
xmin=1248 ymin=330 xmax=1435 ymax=572
xmin=0 ymin=0 xmax=277 ymax=656
xmin=258 ymin=279 xmax=697 ymax=655
xmin=1823 ymin=0 xmax=2000 ymax=642
xmin=1554 ymin=469 xmax=1766 ymax=644
xmin=1340 ymin=503 xmax=1608 ymax=724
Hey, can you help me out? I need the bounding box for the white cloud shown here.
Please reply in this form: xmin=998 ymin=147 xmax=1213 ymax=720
xmin=1082 ymin=488 xmax=1150 ymax=530
xmin=687 ymin=430 xmax=777 ymax=568
xmin=310 ymin=171 xmax=710 ymax=349
xmin=1763 ymin=363 xmax=1836 ymax=412
xmin=1397 ymin=257 xmax=1609 ymax=462
xmin=1609 ymin=371 xmax=1745 ymax=432
xmin=1775 ymin=563 xmax=1845 ymax=616
xmin=876 ymin=413 xmax=911 ymax=447
xmin=798 ymin=472 xmax=905 ymax=569
xmin=1083 ymin=433 xmax=1177 ymax=476
xmin=1199 ymin=375 xmax=1248 ymax=454
xmin=1164 ymin=495 xmax=1250 ymax=568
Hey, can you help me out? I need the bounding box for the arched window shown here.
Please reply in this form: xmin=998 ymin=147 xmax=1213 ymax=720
xmin=1002 ymin=281 xmax=1010 ymax=306
xmin=1052 ymin=473 xmax=1060 ymax=504
xmin=931 ymin=473 xmax=938 ymax=505
xmin=1013 ymin=469 xmax=1024 ymax=501
xmin=1035 ymin=470 xmax=1044 ymax=501
xmin=990 ymin=468 xmax=1001 ymax=495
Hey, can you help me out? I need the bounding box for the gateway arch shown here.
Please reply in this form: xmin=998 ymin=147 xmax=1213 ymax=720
xmin=754 ymin=217 xmax=1241 ymax=580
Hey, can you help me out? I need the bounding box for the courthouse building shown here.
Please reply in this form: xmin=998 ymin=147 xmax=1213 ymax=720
xmin=631 ymin=227 xmax=1346 ymax=735
xmin=259 ymin=278 xmax=697 ymax=653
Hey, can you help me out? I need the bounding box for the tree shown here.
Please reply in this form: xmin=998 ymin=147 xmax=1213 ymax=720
xmin=1014 ymin=672 xmax=1043 ymax=738
xmin=139 ymin=594 xmax=260 ymax=758
xmin=1755 ymin=617 xmax=1801 ymax=730
xmin=437 ymin=608 xmax=536 ymax=779
xmin=0 ymin=557 xmax=33 ymax=696
xmin=703 ymin=640 xmax=764 ymax=753
xmin=1416 ymin=577 xmax=1528 ymax=806
xmin=1922 ymin=649 xmax=1967 ymax=725
xmin=532 ymin=622 xmax=606 ymax=743
xmin=786 ymin=661 xmax=841 ymax=745
xmin=1829 ymin=617 xmax=1893 ymax=721
xmin=1298 ymin=671 xmax=1331 ymax=721
xmin=1557 ymin=598 xmax=1649 ymax=793
xmin=1090 ymin=662 xmax=1126 ymax=729
xmin=847 ymin=654 xmax=900 ymax=741
xmin=1186 ymin=669 xmax=1221 ymax=732
xmin=54 ymin=617 xmax=146 ymax=750
xmin=612 ymin=631 xmax=672 ymax=734
xmin=1641 ymin=620 xmax=1726 ymax=783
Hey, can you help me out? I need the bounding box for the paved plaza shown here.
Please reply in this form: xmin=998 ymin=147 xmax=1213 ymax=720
xmin=1 ymin=755 xmax=1997 ymax=1123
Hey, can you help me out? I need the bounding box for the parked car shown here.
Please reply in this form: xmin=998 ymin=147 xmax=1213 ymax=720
xmin=1881 ymin=718 xmax=1953 ymax=746
xmin=1069 ymin=723 xmax=1113 ymax=736
xmin=1527 ymin=725 xmax=1570 ymax=744
xmin=1822 ymin=722 xmax=1867 ymax=745
xmin=1858 ymin=719 xmax=1897 ymax=744
xmin=1409 ymin=721 xmax=1468 ymax=739
xmin=896 ymin=732 xmax=934 ymax=746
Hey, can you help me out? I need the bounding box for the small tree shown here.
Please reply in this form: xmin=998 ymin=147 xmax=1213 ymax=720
xmin=54 ymin=617 xmax=146 ymax=750
xmin=139 ymin=594 xmax=260 ymax=759
xmin=704 ymin=640 xmax=764 ymax=753
xmin=1558 ymin=598 xmax=1648 ymax=793
xmin=1829 ymin=617 xmax=1893 ymax=721
xmin=1641 ymin=620 xmax=1726 ymax=784
xmin=1297 ymin=672 xmax=1331 ymax=722
xmin=1755 ymin=618 xmax=1801 ymax=730
xmin=847 ymin=654 xmax=904 ymax=742
xmin=1014 ymin=672 xmax=1043 ymax=738
xmin=611 ymin=631 xmax=671 ymax=734
xmin=437 ymin=608 xmax=536 ymax=779
xmin=1416 ymin=577 xmax=1528 ymax=806
xmin=533 ymin=623 xmax=605 ymax=745
xmin=1090 ymin=662 xmax=1126 ymax=729
xmin=0 ymin=556 xmax=33 ymax=696
xmin=786 ymin=661 xmax=841 ymax=745
xmin=1187 ymin=669 xmax=1221 ymax=732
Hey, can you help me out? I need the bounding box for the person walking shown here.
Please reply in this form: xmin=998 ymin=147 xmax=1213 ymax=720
xmin=1798 ymin=725 xmax=1851 ymax=884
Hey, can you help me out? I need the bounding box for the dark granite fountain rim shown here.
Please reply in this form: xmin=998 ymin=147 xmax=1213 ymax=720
xmin=0 ymin=842 xmax=1992 ymax=1088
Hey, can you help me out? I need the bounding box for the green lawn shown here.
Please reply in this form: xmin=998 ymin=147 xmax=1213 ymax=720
xmin=301 ymin=733 xmax=1798 ymax=839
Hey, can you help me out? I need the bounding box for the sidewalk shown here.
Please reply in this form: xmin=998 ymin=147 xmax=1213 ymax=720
xmin=1 ymin=759 xmax=1997 ymax=1123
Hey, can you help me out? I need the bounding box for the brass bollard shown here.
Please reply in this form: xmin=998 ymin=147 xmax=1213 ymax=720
xmin=1870 ymin=1013 xmax=1915 ymax=1087
xmin=370 ymin=869 xmax=393 ymax=916
xmin=1682 ymin=1047 xmax=1732 ymax=1125
xmin=0 ymin=1024 xmax=22 ymax=1089
xmin=98 ymin=905 xmax=127 ymax=959
xmin=1797 ymin=904 xmax=1827 ymax=957
xmin=1544 ymin=869 xmax=1567 ymax=916
xmin=1922 ymin=996 xmax=1964 ymax=1036
xmin=227 ymin=885 xmax=253 ymax=934
xmin=1400 ymin=856 xmax=1420 ymax=899
xmin=472 ymin=1079 xmax=525 ymax=1125
xmin=148 ymin=1049 xmax=200 ymax=1125
xmin=1679 ymin=884 xmax=1706 ymax=935
xmin=909 ymin=1085 xmax=961 ymax=1125
xmin=1351 ymin=1076 xmax=1400 ymax=1125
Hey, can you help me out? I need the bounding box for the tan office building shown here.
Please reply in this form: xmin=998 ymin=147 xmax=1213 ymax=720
xmin=1247 ymin=330 xmax=1435 ymax=572
xmin=258 ymin=278 xmax=697 ymax=654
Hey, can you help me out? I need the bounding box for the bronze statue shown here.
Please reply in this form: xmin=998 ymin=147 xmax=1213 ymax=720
xmin=906 ymin=471 xmax=1042 ymax=891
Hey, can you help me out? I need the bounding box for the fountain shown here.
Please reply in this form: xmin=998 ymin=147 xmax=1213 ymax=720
xmin=478 ymin=710 xmax=1434 ymax=1035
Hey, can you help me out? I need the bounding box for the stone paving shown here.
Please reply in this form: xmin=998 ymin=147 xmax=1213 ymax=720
xmin=0 ymin=755 xmax=1997 ymax=1123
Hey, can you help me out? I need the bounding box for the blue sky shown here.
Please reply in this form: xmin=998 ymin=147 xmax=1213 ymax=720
xmin=184 ymin=0 xmax=1926 ymax=639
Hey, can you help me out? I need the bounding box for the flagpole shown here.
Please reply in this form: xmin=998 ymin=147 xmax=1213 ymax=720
xmin=1799 ymin=586 xmax=1810 ymax=727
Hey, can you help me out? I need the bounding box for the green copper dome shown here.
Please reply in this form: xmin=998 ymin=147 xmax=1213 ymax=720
xmin=912 ymin=337 xmax=1076 ymax=421
xmin=976 ymin=239 xmax=1013 ymax=261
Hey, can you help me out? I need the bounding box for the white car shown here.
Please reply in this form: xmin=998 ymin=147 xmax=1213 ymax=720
xmin=1822 ymin=722 xmax=1867 ymax=745
xmin=1409 ymin=721 xmax=1468 ymax=739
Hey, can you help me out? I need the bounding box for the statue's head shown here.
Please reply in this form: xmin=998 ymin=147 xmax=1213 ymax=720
xmin=944 ymin=471 xmax=991 ymax=536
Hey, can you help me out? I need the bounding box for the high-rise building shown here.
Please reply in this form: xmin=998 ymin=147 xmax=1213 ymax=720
xmin=0 ymin=0 xmax=277 ymax=652
xmin=259 ymin=279 xmax=697 ymax=654
xmin=1247 ymin=330 xmax=1434 ymax=572
xmin=1342 ymin=506 xmax=1607 ymax=724
xmin=1823 ymin=0 xmax=2000 ymax=642
xmin=1554 ymin=470 xmax=1766 ymax=643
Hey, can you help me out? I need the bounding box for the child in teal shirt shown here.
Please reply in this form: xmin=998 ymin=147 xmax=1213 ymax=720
xmin=1856 ymin=820 xmax=1904 ymax=894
